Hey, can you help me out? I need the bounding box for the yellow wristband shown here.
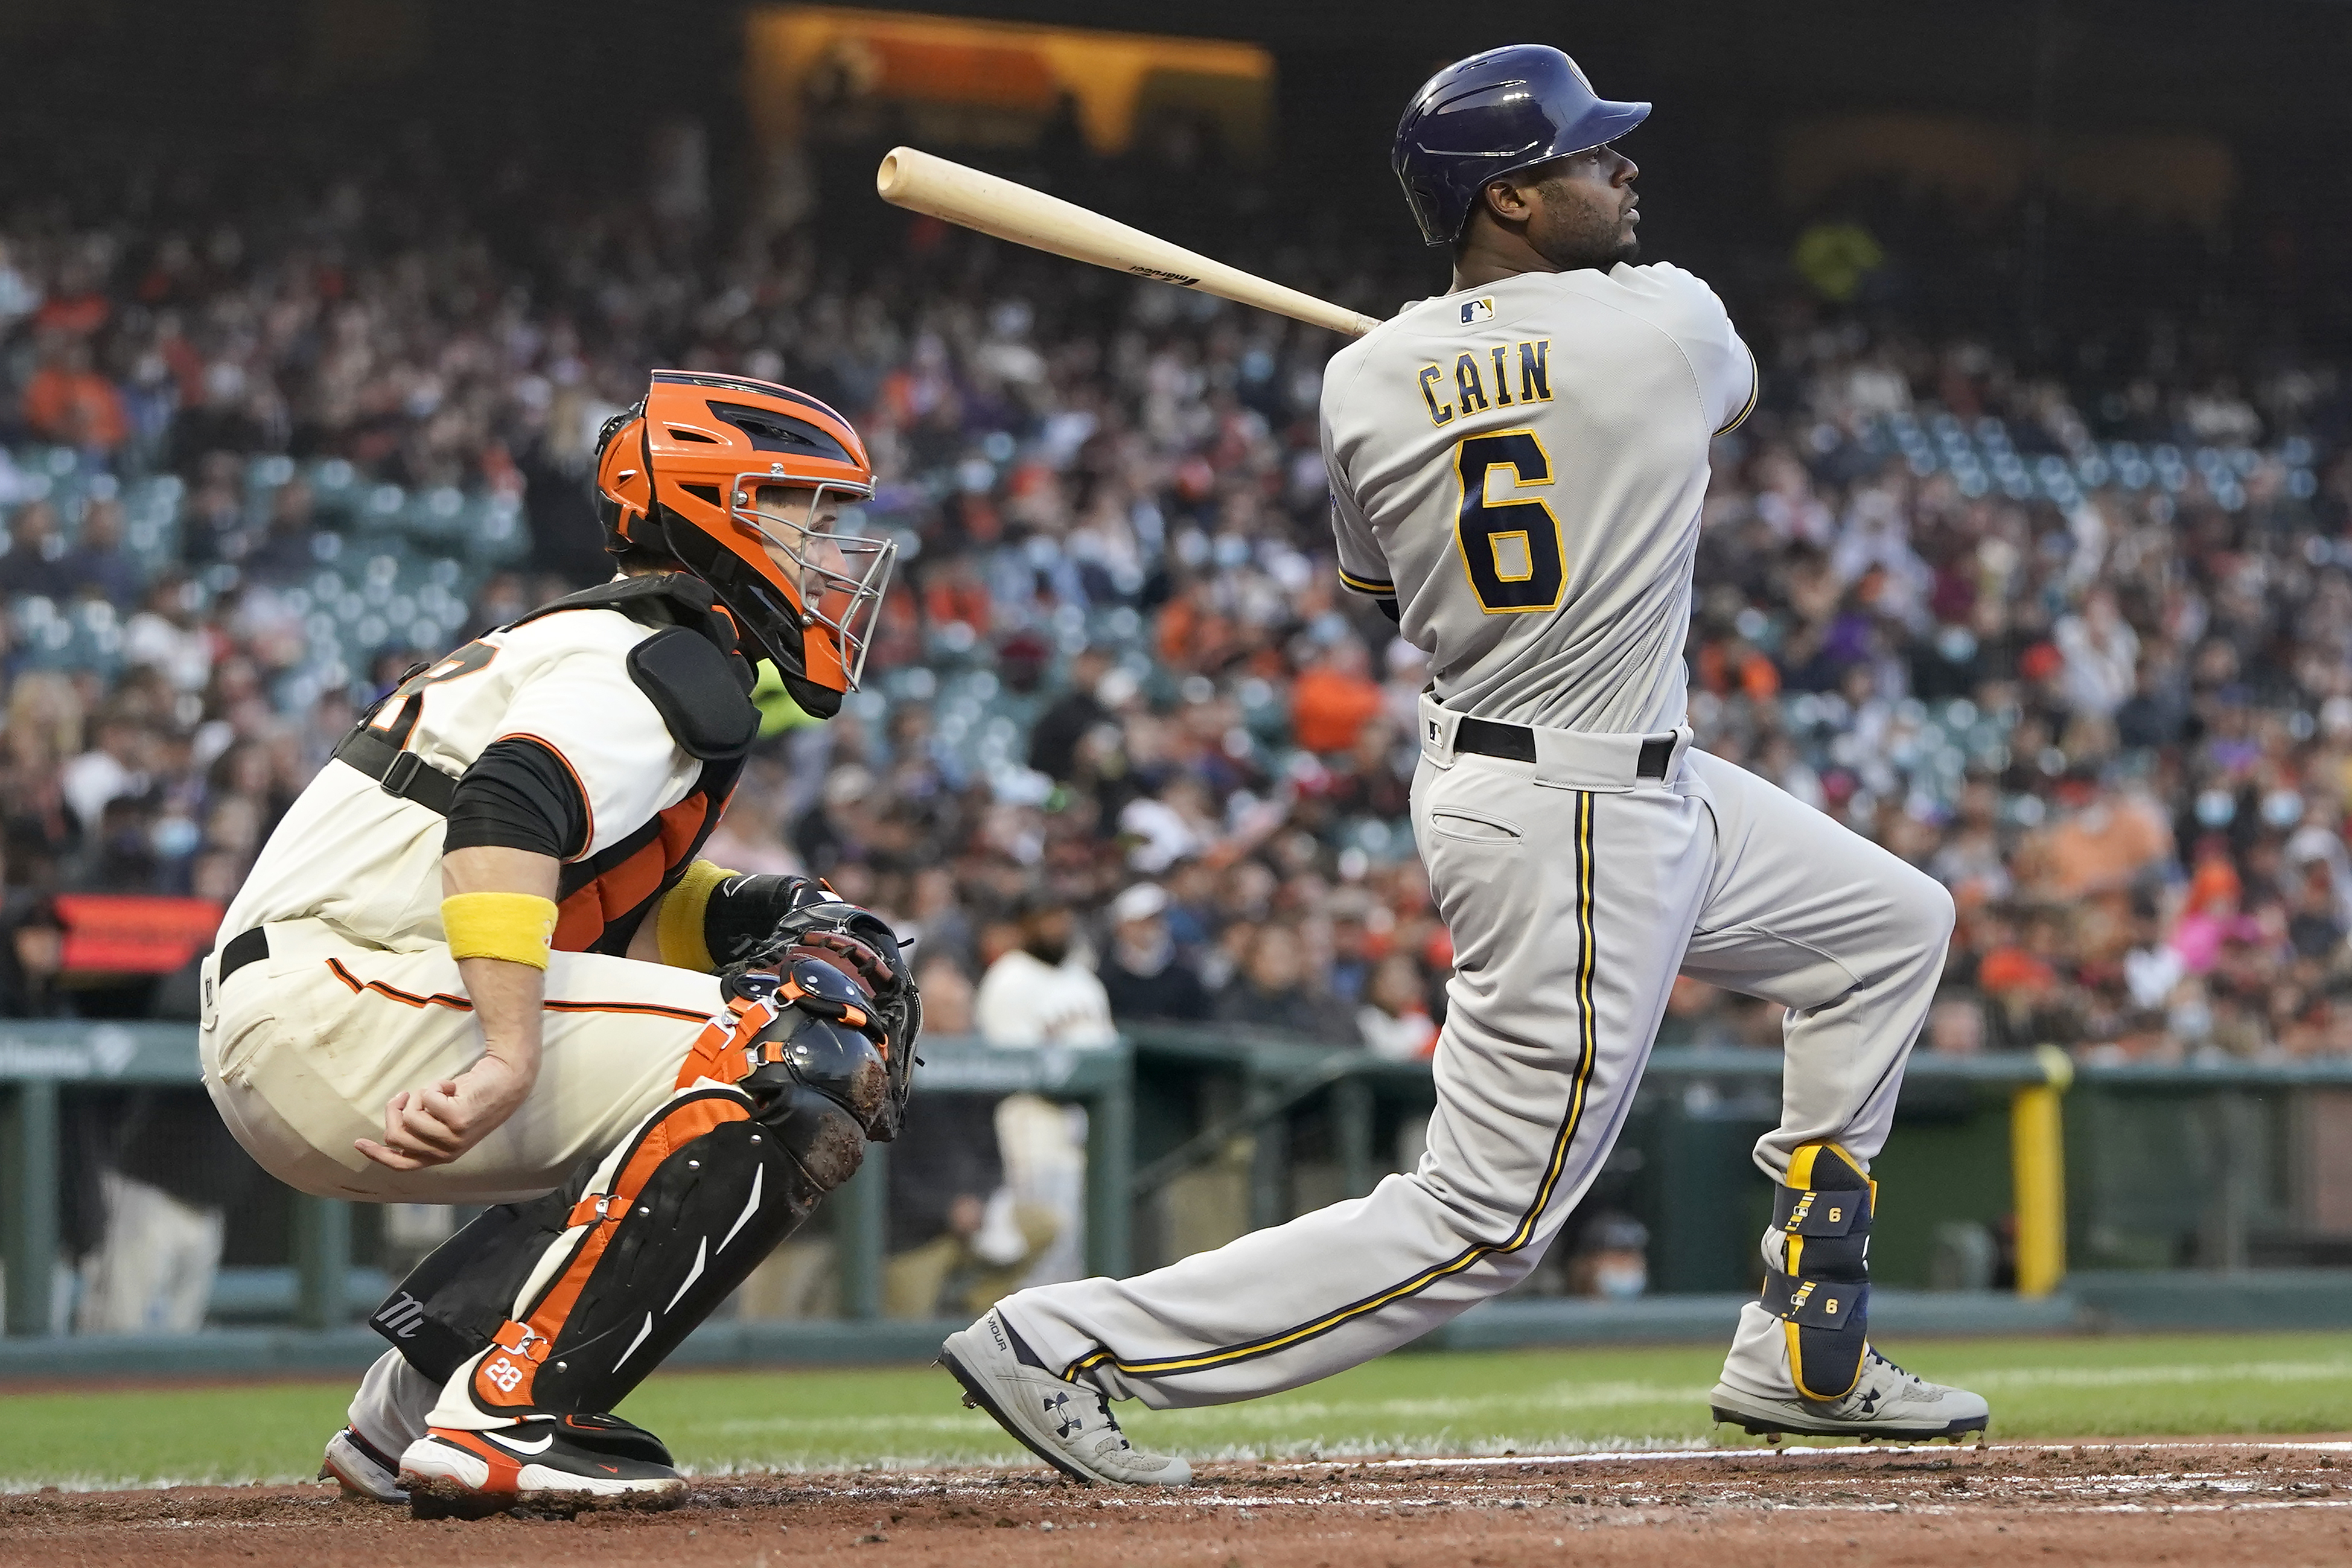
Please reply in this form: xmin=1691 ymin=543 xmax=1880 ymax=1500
xmin=442 ymin=891 xmax=559 ymax=970
xmin=656 ymin=860 xmax=738 ymax=972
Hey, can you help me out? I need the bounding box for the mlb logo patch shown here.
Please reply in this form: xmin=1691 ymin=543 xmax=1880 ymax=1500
xmin=1459 ymin=297 xmax=1495 ymax=325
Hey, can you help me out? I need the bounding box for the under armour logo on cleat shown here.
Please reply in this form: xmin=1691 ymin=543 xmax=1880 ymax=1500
xmin=1044 ymin=1392 xmax=1083 ymax=1438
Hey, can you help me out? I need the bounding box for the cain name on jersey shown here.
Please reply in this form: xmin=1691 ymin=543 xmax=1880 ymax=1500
xmin=1322 ymin=261 xmax=1757 ymax=737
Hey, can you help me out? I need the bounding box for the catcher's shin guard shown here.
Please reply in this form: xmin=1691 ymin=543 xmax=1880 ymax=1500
xmin=1760 ymin=1141 xmax=1875 ymax=1402
xmin=372 ymin=961 xmax=891 ymax=1417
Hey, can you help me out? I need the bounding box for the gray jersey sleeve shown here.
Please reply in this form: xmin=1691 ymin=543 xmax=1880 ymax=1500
xmin=1322 ymin=371 xmax=1396 ymax=604
xmin=1646 ymin=263 xmax=1758 ymax=436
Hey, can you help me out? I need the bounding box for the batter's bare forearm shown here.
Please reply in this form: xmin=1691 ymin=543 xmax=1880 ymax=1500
xmin=443 ymin=846 xmax=556 ymax=1072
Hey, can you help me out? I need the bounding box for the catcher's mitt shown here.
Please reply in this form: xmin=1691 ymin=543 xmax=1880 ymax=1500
xmin=713 ymin=875 xmax=920 ymax=1138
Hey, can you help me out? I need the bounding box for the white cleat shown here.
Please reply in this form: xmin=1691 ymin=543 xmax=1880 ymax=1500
xmin=1710 ymin=1347 xmax=1990 ymax=1443
xmin=319 ymin=1426 xmax=407 ymax=1503
xmin=396 ymin=1415 xmax=688 ymax=1518
xmin=940 ymin=1311 xmax=1192 ymax=1486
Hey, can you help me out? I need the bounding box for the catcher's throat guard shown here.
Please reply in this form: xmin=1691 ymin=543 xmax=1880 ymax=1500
xmin=1759 ymin=1141 xmax=1875 ymax=1402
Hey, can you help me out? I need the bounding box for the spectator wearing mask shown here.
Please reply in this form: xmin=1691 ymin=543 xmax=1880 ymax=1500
xmin=1098 ymin=881 xmax=1208 ymax=1024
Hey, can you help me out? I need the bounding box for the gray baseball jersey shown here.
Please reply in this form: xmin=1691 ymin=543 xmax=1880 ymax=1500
xmin=1320 ymin=262 xmax=1756 ymax=734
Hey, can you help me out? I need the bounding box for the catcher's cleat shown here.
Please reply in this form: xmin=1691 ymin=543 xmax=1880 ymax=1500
xmin=319 ymin=1426 xmax=407 ymax=1504
xmin=939 ymin=1311 xmax=1191 ymax=1487
xmin=397 ymin=1413 xmax=686 ymax=1518
xmin=1709 ymin=1347 xmax=1990 ymax=1444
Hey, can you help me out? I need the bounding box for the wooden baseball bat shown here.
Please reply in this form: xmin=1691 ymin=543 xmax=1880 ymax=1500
xmin=875 ymin=146 xmax=1384 ymax=338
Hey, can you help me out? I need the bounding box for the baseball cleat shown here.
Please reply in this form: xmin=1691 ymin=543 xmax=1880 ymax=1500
xmin=940 ymin=1311 xmax=1191 ymax=1487
xmin=1709 ymin=1347 xmax=1990 ymax=1443
xmin=397 ymin=1413 xmax=687 ymax=1518
xmin=320 ymin=1426 xmax=407 ymax=1504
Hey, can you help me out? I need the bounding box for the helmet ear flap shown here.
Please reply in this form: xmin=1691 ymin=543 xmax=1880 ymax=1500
xmin=594 ymin=402 xmax=655 ymax=553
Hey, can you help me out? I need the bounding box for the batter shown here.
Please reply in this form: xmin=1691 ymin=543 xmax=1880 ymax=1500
xmin=940 ymin=44 xmax=1989 ymax=1484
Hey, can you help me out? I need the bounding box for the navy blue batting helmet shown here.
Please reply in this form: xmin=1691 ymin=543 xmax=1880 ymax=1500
xmin=1392 ymin=45 xmax=1651 ymax=247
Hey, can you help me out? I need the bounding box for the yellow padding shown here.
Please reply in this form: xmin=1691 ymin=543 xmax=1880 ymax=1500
xmin=655 ymin=859 xmax=738 ymax=973
xmin=442 ymin=891 xmax=559 ymax=970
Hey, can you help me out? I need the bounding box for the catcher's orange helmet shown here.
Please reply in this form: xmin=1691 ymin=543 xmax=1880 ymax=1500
xmin=594 ymin=371 xmax=893 ymax=716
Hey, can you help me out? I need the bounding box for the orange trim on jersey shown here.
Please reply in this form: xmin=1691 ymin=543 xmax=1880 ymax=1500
xmin=328 ymin=958 xmax=474 ymax=1010
xmin=495 ymin=731 xmax=596 ymax=861
xmin=473 ymin=1091 xmax=751 ymax=1412
xmin=323 ymin=957 xmax=710 ymax=1023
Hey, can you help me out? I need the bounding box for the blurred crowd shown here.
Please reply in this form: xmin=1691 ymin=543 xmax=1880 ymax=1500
xmin=3 ymin=126 xmax=2352 ymax=1092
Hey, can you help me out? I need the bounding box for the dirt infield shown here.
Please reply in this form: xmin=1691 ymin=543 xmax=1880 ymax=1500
xmin=6 ymin=1441 xmax=2350 ymax=1567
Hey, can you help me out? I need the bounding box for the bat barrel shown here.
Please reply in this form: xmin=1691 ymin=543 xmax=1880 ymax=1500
xmin=876 ymin=146 xmax=1382 ymax=339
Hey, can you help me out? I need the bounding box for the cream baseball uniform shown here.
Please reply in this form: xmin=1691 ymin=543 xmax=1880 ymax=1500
xmin=202 ymin=595 xmax=735 ymax=1206
xmin=994 ymin=263 xmax=1952 ymax=1406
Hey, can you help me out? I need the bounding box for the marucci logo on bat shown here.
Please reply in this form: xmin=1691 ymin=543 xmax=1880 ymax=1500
xmin=1128 ymin=265 xmax=1201 ymax=286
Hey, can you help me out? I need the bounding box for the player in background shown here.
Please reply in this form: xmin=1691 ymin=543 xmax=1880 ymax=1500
xmin=939 ymin=45 xmax=1988 ymax=1484
xmin=201 ymin=373 xmax=923 ymax=1514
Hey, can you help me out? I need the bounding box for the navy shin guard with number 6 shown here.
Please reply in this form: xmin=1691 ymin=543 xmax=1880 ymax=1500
xmin=1761 ymin=1141 xmax=1874 ymax=1402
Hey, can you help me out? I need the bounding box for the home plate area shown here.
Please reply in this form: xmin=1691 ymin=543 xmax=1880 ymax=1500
xmin=6 ymin=1441 xmax=2351 ymax=1567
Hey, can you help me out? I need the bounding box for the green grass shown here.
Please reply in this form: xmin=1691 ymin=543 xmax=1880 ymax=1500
xmin=6 ymin=1331 xmax=2351 ymax=1491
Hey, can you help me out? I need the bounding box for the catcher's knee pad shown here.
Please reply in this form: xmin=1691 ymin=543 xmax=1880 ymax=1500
xmin=1759 ymin=1141 xmax=1875 ymax=1402
xmin=371 ymin=964 xmax=890 ymax=1413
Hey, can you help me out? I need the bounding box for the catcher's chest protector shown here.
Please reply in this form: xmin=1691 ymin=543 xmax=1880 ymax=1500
xmin=371 ymin=983 xmax=887 ymax=1415
xmin=511 ymin=578 xmax=756 ymax=957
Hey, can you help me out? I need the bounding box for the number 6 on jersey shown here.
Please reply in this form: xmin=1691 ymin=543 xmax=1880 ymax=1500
xmin=1453 ymin=429 xmax=1567 ymax=613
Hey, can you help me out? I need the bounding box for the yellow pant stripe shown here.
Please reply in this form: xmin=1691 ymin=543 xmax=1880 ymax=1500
xmin=1063 ymin=791 xmax=1601 ymax=1383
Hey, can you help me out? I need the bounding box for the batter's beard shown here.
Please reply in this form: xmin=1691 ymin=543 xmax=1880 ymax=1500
xmin=1539 ymin=221 xmax=1639 ymax=273
xmin=1531 ymin=182 xmax=1641 ymax=272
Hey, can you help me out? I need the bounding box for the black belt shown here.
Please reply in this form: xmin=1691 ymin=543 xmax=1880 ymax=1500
xmin=218 ymin=925 xmax=271 ymax=985
xmin=1453 ymin=716 xmax=1678 ymax=780
xmin=333 ymin=725 xmax=459 ymax=815
xmin=222 ymin=731 xmax=461 ymax=987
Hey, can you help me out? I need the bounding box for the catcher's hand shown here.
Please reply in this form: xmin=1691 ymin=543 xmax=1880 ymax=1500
xmin=709 ymin=875 xmax=922 ymax=1137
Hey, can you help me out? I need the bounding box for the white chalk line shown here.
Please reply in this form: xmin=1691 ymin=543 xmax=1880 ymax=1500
xmin=1264 ymin=1439 xmax=2352 ymax=1471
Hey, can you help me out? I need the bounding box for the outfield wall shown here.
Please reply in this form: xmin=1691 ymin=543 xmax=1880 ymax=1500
xmin=7 ymin=1021 xmax=2352 ymax=1360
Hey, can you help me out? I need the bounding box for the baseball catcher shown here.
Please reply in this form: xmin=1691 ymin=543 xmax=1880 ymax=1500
xmin=199 ymin=372 xmax=920 ymax=1514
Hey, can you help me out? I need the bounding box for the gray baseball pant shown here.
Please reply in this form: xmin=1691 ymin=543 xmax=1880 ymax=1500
xmin=996 ymin=702 xmax=1954 ymax=1407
